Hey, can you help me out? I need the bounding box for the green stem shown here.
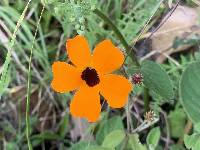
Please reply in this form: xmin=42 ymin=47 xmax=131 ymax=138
xmin=178 ymin=120 xmax=193 ymax=145
xmin=93 ymin=9 xmax=140 ymax=67
xmin=26 ymin=68 xmax=32 ymax=150
xmin=144 ymin=87 xmax=150 ymax=112
xmin=26 ymin=5 xmax=45 ymax=150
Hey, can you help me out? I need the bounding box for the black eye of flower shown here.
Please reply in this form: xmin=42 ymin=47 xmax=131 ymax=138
xmin=81 ymin=67 xmax=100 ymax=87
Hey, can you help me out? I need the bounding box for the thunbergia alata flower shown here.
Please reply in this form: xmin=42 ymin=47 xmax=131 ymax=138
xmin=51 ymin=35 xmax=133 ymax=122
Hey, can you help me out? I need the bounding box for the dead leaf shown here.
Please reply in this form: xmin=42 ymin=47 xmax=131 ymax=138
xmin=151 ymin=5 xmax=200 ymax=62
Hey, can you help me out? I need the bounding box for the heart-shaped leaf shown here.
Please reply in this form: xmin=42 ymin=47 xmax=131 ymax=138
xmin=141 ymin=60 xmax=174 ymax=100
xmin=102 ymin=130 xmax=125 ymax=148
xmin=180 ymin=61 xmax=200 ymax=123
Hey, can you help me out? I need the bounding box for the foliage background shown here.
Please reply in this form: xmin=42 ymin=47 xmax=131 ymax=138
xmin=0 ymin=0 xmax=200 ymax=149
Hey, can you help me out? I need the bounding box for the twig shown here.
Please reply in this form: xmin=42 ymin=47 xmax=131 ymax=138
xmin=137 ymin=24 xmax=197 ymax=41
xmin=131 ymin=102 xmax=143 ymax=124
xmin=132 ymin=118 xmax=159 ymax=133
xmin=144 ymin=0 xmax=181 ymax=43
xmin=178 ymin=120 xmax=193 ymax=145
xmin=160 ymin=109 xmax=170 ymax=150
xmin=56 ymin=34 xmax=65 ymax=60
xmin=41 ymin=103 xmax=53 ymax=131
xmin=126 ymin=101 xmax=130 ymax=132
xmin=133 ymin=0 xmax=164 ymax=45
xmin=141 ymin=46 xmax=172 ymax=61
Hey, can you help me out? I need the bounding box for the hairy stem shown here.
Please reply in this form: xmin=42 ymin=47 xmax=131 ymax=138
xmin=93 ymin=9 xmax=140 ymax=66
xmin=144 ymin=87 xmax=150 ymax=112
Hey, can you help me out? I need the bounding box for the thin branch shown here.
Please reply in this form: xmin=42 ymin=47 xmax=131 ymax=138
xmin=144 ymin=0 xmax=181 ymax=43
xmin=160 ymin=109 xmax=170 ymax=150
xmin=132 ymin=118 xmax=159 ymax=133
xmin=178 ymin=120 xmax=193 ymax=145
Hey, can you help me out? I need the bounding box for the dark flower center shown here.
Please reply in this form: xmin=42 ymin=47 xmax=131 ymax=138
xmin=81 ymin=67 xmax=100 ymax=87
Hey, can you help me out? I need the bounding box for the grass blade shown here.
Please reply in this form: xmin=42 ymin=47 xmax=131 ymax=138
xmin=0 ymin=0 xmax=32 ymax=98
xmin=26 ymin=4 xmax=45 ymax=150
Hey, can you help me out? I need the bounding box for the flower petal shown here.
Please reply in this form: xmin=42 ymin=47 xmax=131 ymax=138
xmin=92 ymin=40 xmax=124 ymax=74
xmin=70 ymin=85 xmax=101 ymax=122
xmin=66 ymin=35 xmax=91 ymax=68
xmin=51 ymin=61 xmax=82 ymax=93
xmin=100 ymin=74 xmax=132 ymax=108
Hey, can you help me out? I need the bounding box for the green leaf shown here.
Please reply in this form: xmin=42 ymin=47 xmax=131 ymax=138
xmin=193 ymin=140 xmax=200 ymax=150
xmin=102 ymin=130 xmax=125 ymax=148
xmin=195 ymin=52 xmax=200 ymax=61
xmin=70 ymin=141 xmax=96 ymax=150
xmin=180 ymin=61 xmax=200 ymax=123
xmin=169 ymin=144 xmax=185 ymax=150
xmin=6 ymin=142 xmax=19 ymax=150
xmin=184 ymin=134 xmax=200 ymax=150
xmin=96 ymin=116 xmax=124 ymax=144
xmin=146 ymin=127 xmax=161 ymax=149
xmin=70 ymin=142 xmax=112 ymax=150
xmin=127 ymin=134 xmax=147 ymax=150
xmin=168 ymin=108 xmax=186 ymax=138
xmin=32 ymin=131 xmax=60 ymax=140
xmin=141 ymin=60 xmax=174 ymax=100
xmin=173 ymin=36 xmax=200 ymax=49
xmin=58 ymin=115 xmax=69 ymax=138
xmin=86 ymin=146 xmax=113 ymax=150
xmin=31 ymin=131 xmax=60 ymax=146
xmin=194 ymin=122 xmax=200 ymax=133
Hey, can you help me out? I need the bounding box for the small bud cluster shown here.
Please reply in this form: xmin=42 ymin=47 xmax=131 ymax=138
xmin=144 ymin=110 xmax=155 ymax=123
xmin=49 ymin=0 xmax=97 ymax=35
xmin=132 ymin=72 xmax=143 ymax=85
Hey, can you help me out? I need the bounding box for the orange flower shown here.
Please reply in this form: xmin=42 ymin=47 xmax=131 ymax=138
xmin=51 ymin=35 xmax=132 ymax=122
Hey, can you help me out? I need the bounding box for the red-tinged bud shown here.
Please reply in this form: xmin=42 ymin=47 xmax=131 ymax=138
xmin=132 ymin=73 xmax=143 ymax=85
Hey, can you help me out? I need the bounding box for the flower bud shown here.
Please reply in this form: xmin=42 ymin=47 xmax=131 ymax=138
xmin=132 ymin=72 xmax=143 ymax=85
